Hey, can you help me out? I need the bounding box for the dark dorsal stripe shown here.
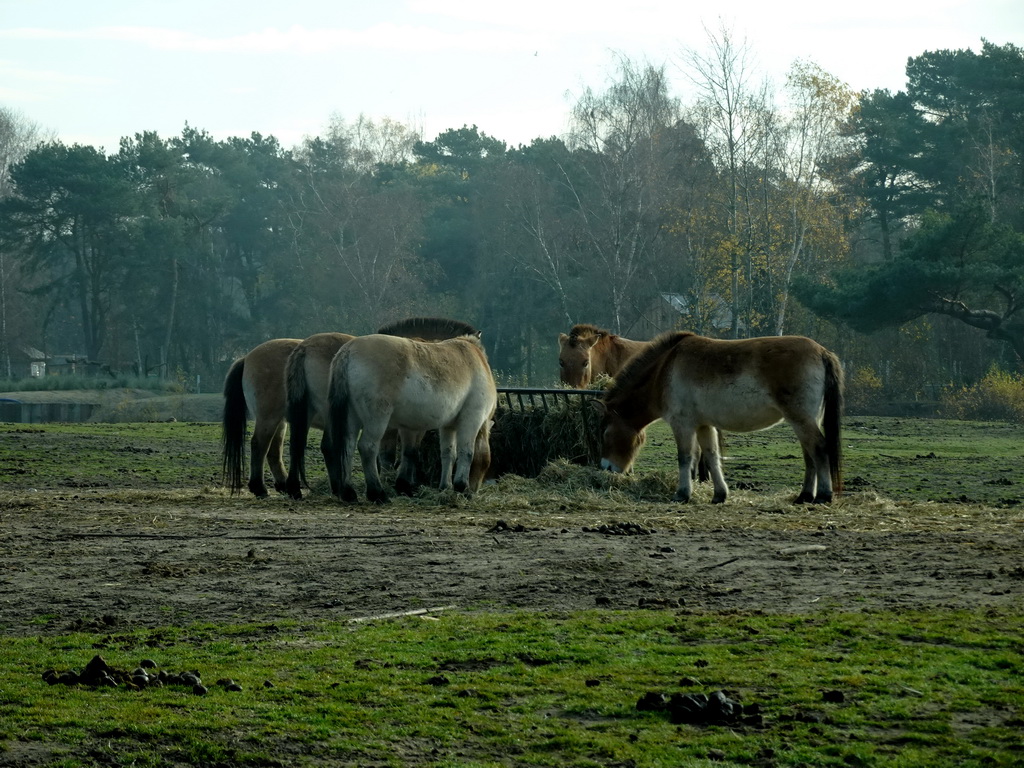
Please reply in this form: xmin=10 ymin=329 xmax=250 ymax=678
xmin=377 ymin=317 xmax=479 ymax=341
xmin=603 ymin=331 xmax=692 ymax=404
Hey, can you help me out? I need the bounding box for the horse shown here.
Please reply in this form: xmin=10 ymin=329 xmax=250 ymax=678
xmin=557 ymin=324 xmax=649 ymax=389
xmin=325 ymin=332 xmax=497 ymax=503
xmin=559 ymin=322 xmax=717 ymax=483
xmin=222 ymin=337 xmax=303 ymax=498
xmin=284 ymin=317 xmax=485 ymax=500
xmin=596 ymin=331 xmax=843 ymax=505
xmin=280 ymin=332 xmax=358 ymax=498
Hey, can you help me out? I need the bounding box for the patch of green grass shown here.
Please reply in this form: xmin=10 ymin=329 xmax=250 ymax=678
xmin=0 ymin=377 xmax=182 ymax=394
xmin=638 ymin=417 xmax=1024 ymax=506
xmin=3 ymin=416 xmax=1024 ymax=507
xmin=0 ymin=422 xmax=221 ymax=490
xmin=1 ymin=610 xmax=1021 ymax=767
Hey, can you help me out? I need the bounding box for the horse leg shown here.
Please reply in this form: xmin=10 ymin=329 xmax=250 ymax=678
xmin=669 ymin=425 xmax=698 ymax=503
xmin=246 ymin=419 xmax=279 ymax=498
xmin=380 ymin=428 xmax=401 ymax=470
xmin=327 ymin=417 xmax=359 ymax=503
xmin=267 ymin=421 xmax=289 ymax=494
xmin=697 ymin=425 xmax=729 ymax=503
xmin=395 ymin=429 xmax=423 ymax=497
xmin=451 ymin=422 xmax=480 ymax=496
xmin=358 ymin=425 xmax=390 ymax=504
xmin=791 ymin=420 xmax=829 ymax=503
xmin=437 ymin=427 xmax=458 ymax=491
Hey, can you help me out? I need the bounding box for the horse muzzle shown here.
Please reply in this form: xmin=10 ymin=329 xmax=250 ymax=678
xmin=600 ymin=458 xmax=624 ymax=473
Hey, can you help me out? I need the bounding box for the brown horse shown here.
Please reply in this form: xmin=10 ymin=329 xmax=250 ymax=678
xmin=560 ymin=322 xmax=716 ymax=483
xmin=285 ymin=317 xmax=483 ymax=500
xmin=558 ymin=324 xmax=649 ymax=388
xmin=326 ymin=332 xmax=497 ymax=503
xmin=597 ymin=332 xmax=843 ymax=504
xmin=222 ymin=337 xmax=302 ymax=497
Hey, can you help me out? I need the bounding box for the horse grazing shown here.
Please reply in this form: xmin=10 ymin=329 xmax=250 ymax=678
xmin=326 ymin=332 xmax=497 ymax=503
xmin=285 ymin=317 xmax=486 ymax=500
xmin=559 ymin=322 xmax=717 ymax=483
xmin=222 ymin=337 xmax=302 ymax=497
xmin=558 ymin=324 xmax=649 ymax=388
xmin=597 ymin=332 xmax=843 ymax=505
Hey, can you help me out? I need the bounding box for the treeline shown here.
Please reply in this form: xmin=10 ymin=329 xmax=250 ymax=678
xmin=0 ymin=38 xmax=1021 ymax=395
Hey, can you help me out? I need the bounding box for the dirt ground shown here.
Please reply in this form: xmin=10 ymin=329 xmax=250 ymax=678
xmin=1 ymin=403 xmax=1022 ymax=635
xmin=2 ymin=486 xmax=1021 ymax=636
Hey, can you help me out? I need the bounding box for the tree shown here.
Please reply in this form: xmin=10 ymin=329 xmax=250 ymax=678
xmin=286 ymin=132 xmax=434 ymax=333
xmin=0 ymin=142 xmax=137 ymax=361
xmin=683 ymin=22 xmax=774 ymax=336
xmin=328 ymin=113 xmax=422 ymax=175
xmin=561 ymin=57 xmax=682 ymax=331
xmin=769 ymin=61 xmax=860 ymax=334
xmin=800 ymin=42 xmax=1024 ymax=367
xmin=797 ymin=207 xmax=1024 ymax=363
xmin=0 ymin=106 xmax=49 ymax=377
xmin=849 ymin=89 xmax=937 ymax=261
xmin=906 ymin=40 xmax=1024 ymax=227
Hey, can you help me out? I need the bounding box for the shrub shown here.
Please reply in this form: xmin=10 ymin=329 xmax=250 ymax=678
xmin=846 ymin=366 xmax=885 ymax=413
xmin=940 ymin=366 xmax=1024 ymax=422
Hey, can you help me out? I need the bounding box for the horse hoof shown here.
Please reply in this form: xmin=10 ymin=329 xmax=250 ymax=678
xmin=813 ymin=493 xmax=833 ymax=505
xmin=711 ymin=493 xmax=727 ymax=504
xmin=394 ymin=478 xmax=418 ymax=497
xmin=794 ymin=491 xmax=814 ymax=504
xmin=368 ymin=492 xmax=391 ymax=505
xmin=339 ymin=487 xmax=359 ymax=503
xmin=248 ymin=482 xmax=270 ymax=498
xmin=671 ymin=492 xmax=691 ymax=503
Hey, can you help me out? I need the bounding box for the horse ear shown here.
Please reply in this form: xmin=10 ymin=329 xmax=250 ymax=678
xmin=474 ymin=330 xmax=482 ymax=340
xmin=558 ymin=332 xmax=569 ymax=345
xmin=581 ymin=335 xmax=600 ymax=350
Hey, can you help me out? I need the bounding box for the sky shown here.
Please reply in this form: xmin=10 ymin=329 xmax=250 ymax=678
xmin=1 ymin=0 xmax=1022 ymax=154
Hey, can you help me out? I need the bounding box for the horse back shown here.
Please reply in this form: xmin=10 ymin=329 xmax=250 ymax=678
xmin=338 ymin=334 xmax=495 ymax=428
xmin=667 ymin=334 xmax=836 ymax=426
xmin=241 ymin=338 xmax=302 ymax=421
xmin=601 ymin=335 xmax=649 ymax=378
xmin=290 ymin=332 xmax=355 ymax=429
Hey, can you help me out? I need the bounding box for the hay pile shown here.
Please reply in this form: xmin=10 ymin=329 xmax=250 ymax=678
xmin=406 ymin=391 xmax=603 ymax=484
xmin=488 ymin=392 xmax=602 ymax=478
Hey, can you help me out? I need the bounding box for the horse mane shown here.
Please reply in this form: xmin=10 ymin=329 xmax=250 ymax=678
xmin=566 ymin=323 xmax=609 ymax=346
xmin=603 ymin=331 xmax=692 ymax=404
xmin=377 ymin=317 xmax=479 ymax=341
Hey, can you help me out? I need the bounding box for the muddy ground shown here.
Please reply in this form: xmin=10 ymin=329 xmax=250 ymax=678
xmin=0 ymin=411 xmax=1022 ymax=636
xmin=2 ymin=490 xmax=1021 ymax=637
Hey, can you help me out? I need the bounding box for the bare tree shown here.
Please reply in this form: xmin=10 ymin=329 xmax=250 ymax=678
xmin=772 ymin=60 xmax=859 ymax=334
xmin=561 ymin=56 xmax=682 ymax=331
xmin=326 ymin=113 xmax=422 ymax=175
xmin=681 ymin=22 xmax=772 ymax=337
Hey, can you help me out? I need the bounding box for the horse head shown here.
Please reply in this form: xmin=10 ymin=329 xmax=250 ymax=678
xmin=592 ymin=400 xmax=646 ymax=474
xmin=558 ymin=330 xmax=601 ymax=388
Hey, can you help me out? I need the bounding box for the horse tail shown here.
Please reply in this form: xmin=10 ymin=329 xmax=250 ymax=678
xmin=326 ymin=350 xmax=352 ymax=473
xmin=822 ymin=350 xmax=844 ymax=494
xmin=285 ymin=345 xmax=311 ymax=489
xmin=221 ymin=356 xmax=248 ymax=495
